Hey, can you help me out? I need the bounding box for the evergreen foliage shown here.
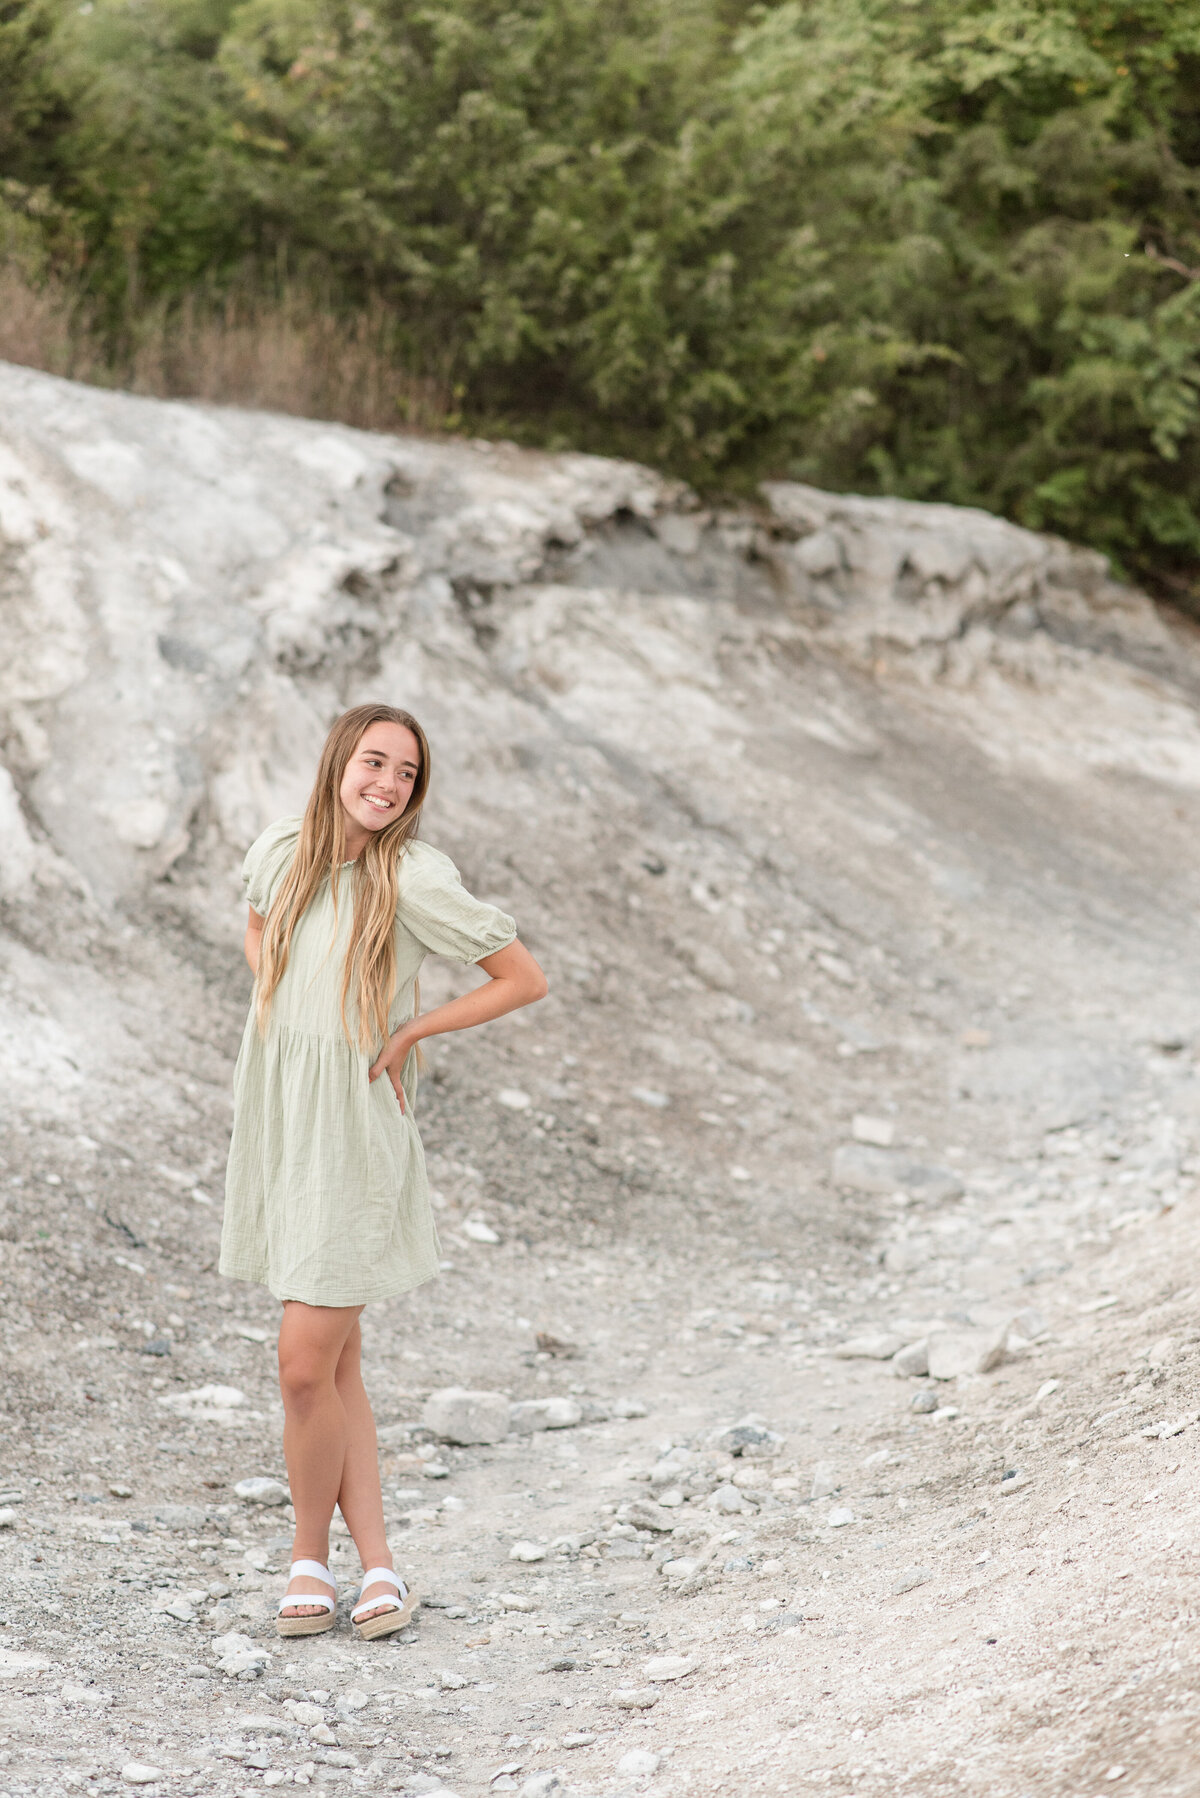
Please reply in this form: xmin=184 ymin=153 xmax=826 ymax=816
xmin=2 ymin=0 xmax=1199 ymax=594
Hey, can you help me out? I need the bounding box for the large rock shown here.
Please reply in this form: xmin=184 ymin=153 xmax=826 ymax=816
xmin=422 ymin=1387 xmax=511 ymax=1445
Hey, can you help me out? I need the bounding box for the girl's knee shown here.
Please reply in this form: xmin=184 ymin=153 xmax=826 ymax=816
xmin=278 ymin=1350 xmax=335 ymax=1410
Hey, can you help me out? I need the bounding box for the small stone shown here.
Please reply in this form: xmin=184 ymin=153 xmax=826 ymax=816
xmin=109 ymin=1484 xmax=133 ymax=1498
xmin=309 ymin=1722 xmax=338 ymax=1745
xmin=612 ymin=1397 xmax=648 ymax=1419
xmin=437 ymin=1670 xmax=469 ymax=1690
xmin=999 ymin=1468 xmax=1030 ymax=1496
xmin=121 ymin=1766 xmax=164 ymax=1786
xmin=835 ymin=1333 xmax=904 ymax=1361
xmin=139 ymin=1338 xmax=172 ymax=1357
xmin=884 ymin=1240 xmax=927 ymax=1275
xmin=286 ymin=1702 xmax=324 ymax=1727
xmin=509 ymin=1540 xmax=547 ymax=1563
xmin=643 ymin=1653 xmax=696 ymax=1681
xmin=710 ymin=1423 xmax=783 ymax=1458
xmin=827 ymin=1507 xmax=855 ymax=1528
xmin=610 ymin=1686 xmax=660 ymax=1709
xmin=1013 ymin=1307 xmax=1048 ymax=1341
xmin=497 ymin=1593 xmax=536 ymax=1612
xmin=0 ymin=1509 xmax=16 ymax=1529
xmin=61 ymin=1682 xmax=112 ymax=1707
xmin=423 ymin=1387 xmax=511 ymax=1446
xmin=891 ymin=1566 xmax=933 ymax=1595
xmin=234 ymin=1477 xmax=289 ymax=1506
xmin=631 ymin=1086 xmax=669 ymax=1108
xmin=153 ymin=1503 xmax=207 ymax=1531
xmin=911 ymin=1389 xmax=938 ymax=1413
xmin=832 ymin=1144 xmax=964 ymax=1203
xmin=509 ymin=1397 xmax=583 ymax=1434
xmin=617 ymin=1748 xmax=661 ymax=1776
xmin=851 ymin=1114 xmax=894 ymax=1147
xmin=892 ymin=1340 xmax=929 ymax=1378
xmin=706 ymin=1484 xmax=748 ymax=1514
xmin=158 ymin=1383 xmax=246 ymax=1417
xmin=1105 ymin=1768 xmax=1126 ymax=1783
xmin=1148 ymin=1335 xmax=1178 ymax=1369
xmin=618 ymin=1499 xmax=676 ymax=1533
xmin=661 ymin=1557 xmax=698 ymax=1584
xmin=462 ymin=1217 xmax=501 ymax=1244
xmin=927 ymin=1333 xmax=987 ymax=1381
xmin=960 ymin=1028 xmax=991 ymax=1048
xmin=562 ymin=1732 xmax=597 ymax=1748
xmin=810 ymin=1462 xmax=839 ymax=1499
xmin=496 ymin=1088 xmax=532 ymax=1110
xmin=520 ymin=1776 xmax=562 ymax=1798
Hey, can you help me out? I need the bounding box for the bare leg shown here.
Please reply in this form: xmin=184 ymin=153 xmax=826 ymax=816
xmin=277 ymin=1300 xmax=362 ymax=1618
xmin=333 ymin=1320 xmax=398 ymax=1622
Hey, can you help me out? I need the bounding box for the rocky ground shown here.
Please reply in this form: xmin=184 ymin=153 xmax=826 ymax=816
xmin=4 ymin=364 xmax=1200 ymax=1798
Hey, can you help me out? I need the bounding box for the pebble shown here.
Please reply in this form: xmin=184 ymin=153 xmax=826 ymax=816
xmin=153 ymin=1503 xmax=207 ymax=1532
xmin=109 ymin=1484 xmax=134 ymax=1498
xmin=498 ymin=1592 xmax=536 ymax=1611
xmin=61 ymin=1682 xmax=112 ymax=1707
xmin=520 ymin=1776 xmax=562 ymax=1798
xmin=710 ymin=1423 xmax=783 ymax=1458
xmin=810 ymin=1462 xmax=839 ymax=1498
xmin=610 ymin=1687 xmax=660 ymax=1709
xmin=999 ymin=1468 xmax=1030 ymax=1495
xmin=891 ymin=1566 xmax=933 ymax=1595
xmin=706 ymin=1484 xmax=749 ymax=1514
xmin=562 ymin=1731 xmax=598 ymax=1748
xmin=613 ymin=1397 xmax=649 ymax=1419
xmin=643 ymin=1653 xmax=696 ymax=1681
xmin=438 ymin=1670 xmax=469 ymax=1690
xmin=892 ymin=1339 xmax=929 ymax=1378
xmin=661 ymin=1557 xmax=698 ymax=1584
xmin=462 ymin=1217 xmax=501 ymax=1244
xmin=121 ymin=1766 xmax=164 ymax=1786
xmin=927 ymin=1332 xmax=995 ymax=1381
xmin=631 ymin=1087 xmax=670 ymax=1108
xmin=309 ymin=1722 xmax=338 ymax=1745
xmin=911 ymin=1390 xmax=938 ymax=1414
xmin=509 ymin=1397 xmax=583 ymax=1433
xmin=617 ymin=1749 xmax=662 ymax=1777
xmin=619 ymin=1498 xmax=677 ymax=1533
xmin=852 ymin=1113 xmax=895 ymax=1146
xmin=827 ymin=1507 xmax=855 ymax=1528
xmin=234 ymin=1477 xmax=289 ymax=1506
xmin=286 ymin=1702 xmax=325 ymax=1727
xmin=509 ymin=1540 xmax=547 ymax=1562
xmin=496 ymin=1088 xmax=532 ymax=1110
xmin=423 ymin=1386 xmax=511 ymax=1445
xmin=834 ymin=1332 xmax=904 ymax=1361
xmin=831 ymin=1143 xmax=964 ymax=1202
xmin=157 ymin=1383 xmax=247 ymax=1416
xmin=0 ymin=1509 xmax=16 ymax=1529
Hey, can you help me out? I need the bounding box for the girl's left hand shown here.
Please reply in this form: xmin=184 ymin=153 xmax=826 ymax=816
xmin=368 ymin=1030 xmax=415 ymax=1111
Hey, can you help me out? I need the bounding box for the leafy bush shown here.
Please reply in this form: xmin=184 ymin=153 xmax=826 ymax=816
xmin=2 ymin=0 xmax=1198 ymax=596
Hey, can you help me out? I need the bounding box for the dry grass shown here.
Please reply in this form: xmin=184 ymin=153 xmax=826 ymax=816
xmin=0 ymin=262 xmax=451 ymax=433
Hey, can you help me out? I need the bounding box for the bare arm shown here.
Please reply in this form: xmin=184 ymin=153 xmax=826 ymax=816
xmin=244 ymin=906 xmax=265 ymax=975
xmin=368 ymin=938 xmax=548 ymax=1097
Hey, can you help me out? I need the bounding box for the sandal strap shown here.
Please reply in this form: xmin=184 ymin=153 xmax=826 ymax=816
xmin=290 ymin=1559 xmax=335 ymax=1586
xmin=359 ymin=1566 xmax=401 ymax=1592
xmin=278 ymin=1559 xmax=337 ymax=1615
xmin=351 ymin=1568 xmax=407 ymax=1623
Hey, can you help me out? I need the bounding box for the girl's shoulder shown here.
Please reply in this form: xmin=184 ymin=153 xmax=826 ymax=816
xmin=394 ymin=838 xmax=517 ymax=963
xmin=242 ymin=816 xmax=302 ymax=914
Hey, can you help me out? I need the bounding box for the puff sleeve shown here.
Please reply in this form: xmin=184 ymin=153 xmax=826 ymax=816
xmin=396 ymin=841 xmax=517 ymax=964
xmin=242 ymin=816 xmax=302 ymax=916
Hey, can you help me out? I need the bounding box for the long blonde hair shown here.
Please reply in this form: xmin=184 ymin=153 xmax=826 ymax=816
xmin=255 ymin=703 xmax=431 ymax=1048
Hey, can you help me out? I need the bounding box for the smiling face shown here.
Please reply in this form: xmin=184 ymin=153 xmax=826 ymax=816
xmin=338 ymin=721 xmax=422 ymax=853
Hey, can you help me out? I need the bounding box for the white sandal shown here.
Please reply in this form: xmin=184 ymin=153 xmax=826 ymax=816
xmin=351 ymin=1566 xmax=418 ymax=1641
xmin=276 ymin=1559 xmax=338 ymax=1637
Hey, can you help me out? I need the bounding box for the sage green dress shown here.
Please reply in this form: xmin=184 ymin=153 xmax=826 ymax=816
xmin=220 ymin=818 xmax=516 ymax=1307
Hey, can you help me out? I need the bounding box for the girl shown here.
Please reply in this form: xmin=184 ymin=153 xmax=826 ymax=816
xmin=220 ymin=703 xmax=548 ymax=1640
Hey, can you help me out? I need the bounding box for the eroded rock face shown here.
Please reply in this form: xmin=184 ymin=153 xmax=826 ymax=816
xmin=3 ymin=356 xmax=1200 ymax=1147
